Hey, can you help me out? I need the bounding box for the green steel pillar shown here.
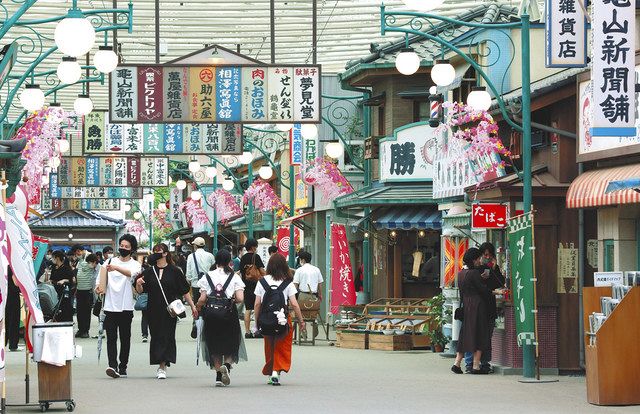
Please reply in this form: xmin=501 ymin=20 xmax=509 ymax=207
xmin=248 ymin=162 xmax=254 ymax=239
xmin=362 ymin=103 xmax=372 ymax=302
xmin=325 ymin=213 xmax=332 ymax=312
xmin=213 ymin=177 xmax=218 ymax=254
xmin=520 ymin=13 xmax=535 ymax=379
xmin=288 ymin=164 xmax=296 ymax=268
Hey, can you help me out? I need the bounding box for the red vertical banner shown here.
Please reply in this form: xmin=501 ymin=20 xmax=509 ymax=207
xmin=330 ymin=224 xmax=356 ymax=314
xmin=443 ymin=237 xmax=469 ymax=287
xmin=137 ymin=66 xmax=163 ymax=121
xmin=277 ymin=226 xmax=300 ymax=258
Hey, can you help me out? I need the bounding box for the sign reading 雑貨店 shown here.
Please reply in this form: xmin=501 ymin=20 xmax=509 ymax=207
xmin=591 ymin=0 xmax=636 ymax=137
xmin=83 ymin=111 xmax=242 ymax=155
xmin=56 ymin=156 xmax=169 ymax=187
xmin=110 ymin=65 xmax=321 ymax=124
xmin=545 ymin=0 xmax=587 ymax=68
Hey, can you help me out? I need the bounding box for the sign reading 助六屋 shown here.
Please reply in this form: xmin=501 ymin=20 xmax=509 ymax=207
xmin=508 ymin=212 xmax=538 ymax=347
xmin=591 ymin=0 xmax=636 ymax=137
xmin=110 ymin=65 xmax=321 ymax=124
xmin=545 ymin=0 xmax=587 ymax=68
xmin=55 ymin=156 xmax=169 ymax=187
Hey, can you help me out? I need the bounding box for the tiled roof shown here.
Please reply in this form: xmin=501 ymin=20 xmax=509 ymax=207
xmin=29 ymin=210 xmax=125 ymax=229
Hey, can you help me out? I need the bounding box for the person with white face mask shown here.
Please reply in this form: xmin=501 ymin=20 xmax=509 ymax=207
xmin=102 ymin=246 xmax=114 ymax=263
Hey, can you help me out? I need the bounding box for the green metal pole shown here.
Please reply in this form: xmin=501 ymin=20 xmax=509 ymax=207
xmin=213 ymin=177 xmax=218 ymax=254
xmin=362 ymin=102 xmax=372 ymax=302
xmin=248 ymin=162 xmax=254 ymax=239
xmin=326 ymin=213 xmax=332 ymax=314
xmin=520 ymin=13 xmax=535 ymax=380
xmin=288 ymin=164 xmax=296 ymax=268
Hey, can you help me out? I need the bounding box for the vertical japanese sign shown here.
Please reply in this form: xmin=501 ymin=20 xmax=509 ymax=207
xmin=111 ymin=67 xmax=137 ymax=121
xmin=169 ymin=188 xmax=183 ymax=222
xmin=507 ymin=212 xmax=537 ymax=347
xmin=137 ymin=66 xmax=163 ymax=121
xmin=592 ymin=0 xmax=636 ymax=137
xmin=294 ymin=67 xmax=320 ymax=121
xmin=290 ymin=124 xmax=303 ymax=166
xmin=545 ymin=0 xmax=587 ymax=68
xmin=303 ymin=125 xmax=318 ymax=166
xmin=330 ymin=224 xmax=356 ymax=314
xmin=83 ymin=111 xmax=106 ymax=153
xmin=242 ymin=67 xmax=267 ymax=122
xmin=144 ymin=124 xmax=164 ymax=153
xmin=189 ymin=66 xmax=216 ymax=122
xmin=164 ymin=124 xmax=183 ymax=153
xmin=163 ymin=67 xmax=189 ymax=121
xmin=216 ymin=67 xmax=241 ymax=122
xmin=268 ymin=67 xmax=293 ymax=121
xmin=222 ymin=124 xmax=241 ymax=154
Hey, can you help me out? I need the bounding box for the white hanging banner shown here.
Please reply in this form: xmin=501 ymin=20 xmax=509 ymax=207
xmin=592 ymin=0 xmax=636 ymax=137
xmin=545 ymin=0 xmax=587 ymax=68
xmin=169 ymin=188 xmax=184 ymax=223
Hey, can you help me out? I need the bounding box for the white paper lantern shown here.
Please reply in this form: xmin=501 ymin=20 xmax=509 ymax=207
xmin=258 ymin=165 xmax=273 ymax=180
xmin=222 ymin=178 xmax=235 ymax=191
xmin=93 ymin=46 xmax=119 ymax=74
xmin=205 ymin=166 xmax=218 ymax=178
xmin=20 ymin=84 xmax=45 ymax=111
xmin=276 ymin=123 xmax=293 ymax=132
xmin=325 ymin=141 xmax=344 ymax=159
xmin=49 ymin=157 xmax=61 ymax=169
xmin=395 ymin=48 xmax=420 ymax=75
xmin=68 ymin=233 xmax=74 ymax=240
xmin=74 ymin=94 xmax=93 ymax=115
xmin=57 ymin=57 xmax=81 ymax=84
xmin=190 ymin=190 xmax=202 ymax=201
xmin=133 ymin=211 xmax=142 ymax=220
xmin=57 ymin=139 xmax=70 ymax=153
xmin=188 ymin=160 xmax=201 ymax=173
xmin=175 ymin=179 xmax=187 ymax=190
xmin=239 ymin=151 xmax=254 ymax=165
xmin=431 ymin=59 xmax=455 ymax=87
xmin=402 ymin=0 xmax=445 ymax=11
xmin=300 ymin=124 xmax=318 ymax=139
xmin=54 ymin=15 xmax=96 ymax=57
xmin=467 ymin=86 xmax=492 ymax=111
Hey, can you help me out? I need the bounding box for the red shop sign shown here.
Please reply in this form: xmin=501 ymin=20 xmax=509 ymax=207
xmin=472 ymin=203 xmax=508 ymax=229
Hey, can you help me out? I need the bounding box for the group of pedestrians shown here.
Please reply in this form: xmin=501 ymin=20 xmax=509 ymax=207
xmin=451 ymin=242 xmax=506 ymax=375
xmin=96 ymin=233 xmax=310 ymax=387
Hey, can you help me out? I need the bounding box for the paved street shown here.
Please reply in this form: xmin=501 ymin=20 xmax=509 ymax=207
xmin=2 ymin=314 xmax=637 ymax=414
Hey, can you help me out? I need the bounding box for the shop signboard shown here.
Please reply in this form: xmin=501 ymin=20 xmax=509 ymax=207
xmin=110 ymin=65 xmax=321 ymax=124
xmin=294 ymin=174 xmax=312 ymax=209
xmin=578 ymin=65 xmax=640 ymax=161
xmin=471 ymin=203 xmax=508 ymax=229
xmin=442 ymin=237 xmax=468 ymax=287
xmin=594 ymin=271 xmax=624 ymax=287
xmin=591 ymin=0 xmax=636 ymax=137
xmin=56 ymin=156 xmax=169 ymax=187
xmin=40 ymin=188 xmax=121 ymax=211
xmin=557 ymin=243 xmax=578 ymax=293
xmin=507 ymin=212 xmax=537 ymax=347
xmin=290 ymin=124 xmax=303 ymax=166
xmin=83 ymin=111 xmax=242 ymax=155
xmin=379 ymin=122 xmax=436 ymax=183
xmin=545 ymin=0 xmax=587 ymax=68
xmin=169 ymin=188 xmax=183 ymax=222
xmin=49 ymin=173 xmax=143 ymax=199
xmin=330 ymin=224 xmax=356 ymax=314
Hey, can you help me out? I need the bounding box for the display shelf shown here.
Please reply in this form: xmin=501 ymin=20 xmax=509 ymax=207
xmin=583 ymin=287 xmax=640 ymax=406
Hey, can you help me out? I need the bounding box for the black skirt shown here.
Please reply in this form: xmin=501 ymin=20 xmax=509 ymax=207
xmin=148 ymin=310 xmax=178 ymax=365
xmin=203 ymin=305 xmax=241 ymax=364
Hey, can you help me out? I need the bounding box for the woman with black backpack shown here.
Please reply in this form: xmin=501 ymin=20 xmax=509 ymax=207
xmin=254 ymin=253 xmax=306 ymax=386
xmin=196 ymin=249 xmax=246 ymax=387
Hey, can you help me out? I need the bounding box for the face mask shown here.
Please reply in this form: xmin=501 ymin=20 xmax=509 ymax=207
xmin=147 ymin=253 xmax=162 ymax=266
xmin=119 ymin=248 xmax=131 ymax=257
xmin=105 ymin=253 xmax=112 ymax=259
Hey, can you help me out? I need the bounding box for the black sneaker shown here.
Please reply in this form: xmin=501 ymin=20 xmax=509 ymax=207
xmin=270 ymin=376 xmax=281 ymax=386
xmin=106 ymin=367 xmax=120 ymax=378
xmin=451 ymin=365 xmax=463 ymax=374
xmin=244 ymin=332 xmax=253 ymax=339
xmin=215 ymin=371 xmax=223 ymax=387
xmin=119 ymin=368 xmax=127 ymax=378
xmin=465 ymin=366 xmax=472 ymax=374
xmin=253 ymin=332 xmax=263 ymax=339
xmin=142 ymin=336 xmax=148 ymax=343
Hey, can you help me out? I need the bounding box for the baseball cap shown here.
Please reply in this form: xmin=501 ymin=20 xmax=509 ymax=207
xmin=192 ymin=237 xmax=206 ymax=247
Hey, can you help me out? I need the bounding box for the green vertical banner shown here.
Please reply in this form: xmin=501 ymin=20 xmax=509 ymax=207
xmin=507 ymin=212 xmax=537 ymax=347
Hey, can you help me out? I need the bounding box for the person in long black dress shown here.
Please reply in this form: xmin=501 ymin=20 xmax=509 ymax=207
xmin=49 ymin=250 xmax=76 ymax=322
xmin=451 ymin=247 xmax=504 ymax=375
xmin=196 ymin=249 xmax=246 ymax=387
xmin=135 ymin=243 xmax=194 ymax=379
xmin=239 ymin=238 xmax=265 ymax=338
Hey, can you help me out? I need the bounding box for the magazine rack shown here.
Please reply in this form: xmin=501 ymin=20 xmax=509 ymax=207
xmin=583 ymin=287 xmax=640 ymax=405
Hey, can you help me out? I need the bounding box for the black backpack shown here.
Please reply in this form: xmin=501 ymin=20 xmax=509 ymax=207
xmin=258 ymin=278 xmax=292 ymax=336
xmin=202 ymin=272 xmax=235 ymax=321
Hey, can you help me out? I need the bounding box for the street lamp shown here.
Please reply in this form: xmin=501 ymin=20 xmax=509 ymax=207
xmin=54 ymin=14 xmax=96 ymax=57
xmin=258 ymin=165 xmax=273 ymax=180
xmin=402 ymin=0 xmax=445 ymax=11
xmin=325 ymin=141 xmax=344 ymax=159
xmin=133 ymin=211 xmax=142 ymax=220
xmin=20 ymin=84 xmax=45 ymax=111
xmin=467 ymin=86 xmax=492 ymax=111
xmin=188 ymin=159 xmax=201 ymax=173
xmin=395 ymin=47 xmax=420 ymax=75
xmin=175 ymin=179 xmax=187 ymax=190
xmin=205 ymin=166 xmax=218 ymax=178
xmin=57 ymin=139 xmax=70 ymax=153
xmin=222 ymin=177 xmax=234 ymax=191
xmin=68 ymin=233 xmax=74 ymax=240
xmin=94 ymin=46 xmax=119 ymax=73
xmin=57 ymin=57 xmax=82 ymax=84
xmin=276 ymin=123 xmax=293 ymax=132
xmin=431 ymin=59 xmax=455 ymax=87
xmin=239 ymin=151 xmax=254 ymax=165
xmin=300 ymin=124 xmax=318 ymax=139
xmin=124 ymin=203 xmax=131 ymax=212
xmin=48 ymin=157 xmax=61 ymax=169
xmin=158 ymin=203 xmax=167 ymax=211
xmin=190 ymin=190 xmax=202 ymax=201
xmin=74 ymin=94 xmax=93 ymax=115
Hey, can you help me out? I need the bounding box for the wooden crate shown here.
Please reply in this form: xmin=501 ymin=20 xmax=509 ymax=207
xmin=369 ymin=333 xmax=412 ymax=351
xmin=38 ymin=362 xmax=72 ymax=401
xmin=411 ymin=334 xmax=431 ymax=349
xmin=337 ymin=331 xmax=369 ymax=350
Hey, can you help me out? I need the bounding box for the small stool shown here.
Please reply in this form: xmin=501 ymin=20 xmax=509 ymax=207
xmin=293 ymin=316 xmax=319 ymax=346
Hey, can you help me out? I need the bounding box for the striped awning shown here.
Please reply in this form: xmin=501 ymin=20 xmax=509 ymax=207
xmin=374 ymin=208 xmax=442 ymax=230
xmin=566 ymin=164 xmax=640 ymax=209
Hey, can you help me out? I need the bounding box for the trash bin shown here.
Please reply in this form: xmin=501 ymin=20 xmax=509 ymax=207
xmin=32 ymin=322 xmax=76 ymax=412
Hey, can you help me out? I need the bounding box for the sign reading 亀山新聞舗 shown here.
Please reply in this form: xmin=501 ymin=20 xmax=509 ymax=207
xmin=545 ymin=0 xmax=587 ymax=68
xmin=110 ymin=65 xmax=321 ymax=124
xmin=591 ymin=0 xmax=636 ymax=137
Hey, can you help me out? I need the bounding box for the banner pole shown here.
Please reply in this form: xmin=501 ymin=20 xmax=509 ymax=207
xmin=0 ymin=171 xmax=6 ymax=411
xmin=530 ymin=211 xmax=541 ymax=381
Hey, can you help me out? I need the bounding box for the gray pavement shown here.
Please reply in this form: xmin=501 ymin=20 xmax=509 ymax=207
xmin=3 ymin=314 xmax=638 ymax=414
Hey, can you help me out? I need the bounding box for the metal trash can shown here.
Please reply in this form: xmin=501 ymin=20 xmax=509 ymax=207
xmin=32 ymin=322 xmax=76 ymax=412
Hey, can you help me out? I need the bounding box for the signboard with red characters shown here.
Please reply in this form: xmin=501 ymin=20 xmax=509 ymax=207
xmin=472 ymin=203 xmax=508 ymax=229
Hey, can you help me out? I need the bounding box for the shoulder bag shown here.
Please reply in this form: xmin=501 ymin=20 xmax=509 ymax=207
xmin=193 ymin=252 xmax=206 ymax=281
xmin=244 ymin=253 xmax=264 ymax=282
xmin=298 ymin=283 xmax=320 ymax=314
xmin=154 ymin=267 xmax=187 ymax=318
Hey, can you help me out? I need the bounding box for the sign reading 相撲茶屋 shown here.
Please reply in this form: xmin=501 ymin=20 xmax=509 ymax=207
xmin=591 ymin=0 xmax=636 ymax=137
xmin=56 ymin=156 xmax=169 ymax=187
xmin=83 ymin=111 xmax=242 ymax=155
xmin=110 ymin=65 xmax=321 ymax=124
xmin=49 ymin=173 xmax=143 ymax=199
xmin=545 ymin=0 xmax=587 ymax=68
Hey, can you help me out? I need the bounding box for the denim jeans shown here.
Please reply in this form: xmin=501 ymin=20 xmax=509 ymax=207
xmin=465 ymin=322 xmax=495 ymax=369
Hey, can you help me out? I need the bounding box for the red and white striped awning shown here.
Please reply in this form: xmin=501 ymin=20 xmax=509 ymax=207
xmin=566 ymin=164 xmax=640 ymax=209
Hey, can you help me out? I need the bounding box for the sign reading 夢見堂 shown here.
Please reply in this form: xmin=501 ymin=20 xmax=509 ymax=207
xmin=110 ymin=65 xmax=321 ymax=124
xmin=591 ymin=0 xmax=636 ymax=137
xmin=83 ymin=111 xmax=243 ymax=155
xmin=56 ymin=156 xmax=169 ymax=187
xmin=40 ymin=188 xmax=121 ymax=211
xmin=49 ymin=173 xmax=143 ymax=199
xmin=545 ymin=0 xmax=587 ymax=68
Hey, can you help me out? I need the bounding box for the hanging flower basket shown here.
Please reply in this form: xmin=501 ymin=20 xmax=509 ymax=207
xmin=152 ymin=208 xmax=173 ymax=232
xmin=179 ymin=199 xmax=209 ymax=227
xmin=207 ymin=189 xmax=243 ymax=223
xmin=243 ymin=179 xmax=285 ymax=212
xmin=303 ymin=157 xmax=354 ymax=202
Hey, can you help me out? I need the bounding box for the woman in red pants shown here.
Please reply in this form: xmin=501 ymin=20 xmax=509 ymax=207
xmin=254 ymin=253 xmax=305 ymax=386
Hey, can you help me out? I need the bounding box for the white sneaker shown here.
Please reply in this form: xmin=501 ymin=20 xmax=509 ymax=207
xmin=157 ymin=368 xmax=167 ymax=379
xmin=220 ymin=365 xmax=230 ymax=386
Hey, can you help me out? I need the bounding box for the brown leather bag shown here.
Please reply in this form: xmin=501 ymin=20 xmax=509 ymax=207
xmin=244 ymin=253 xmax=264 ymax=282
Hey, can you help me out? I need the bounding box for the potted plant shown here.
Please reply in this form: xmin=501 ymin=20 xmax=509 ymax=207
xmin=426 ymin=293 xmax=450 ymax=353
